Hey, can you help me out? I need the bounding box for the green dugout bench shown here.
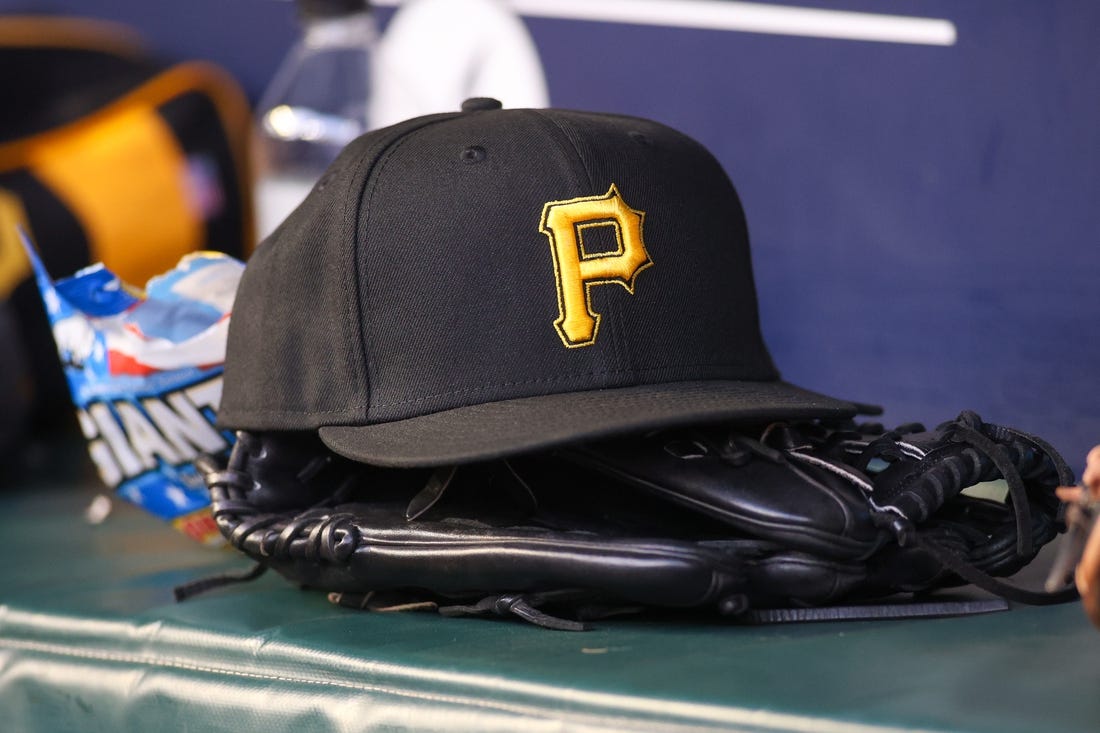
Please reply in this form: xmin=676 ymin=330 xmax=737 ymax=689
xmin=2 ymin=462 xmax=1099 ymax=733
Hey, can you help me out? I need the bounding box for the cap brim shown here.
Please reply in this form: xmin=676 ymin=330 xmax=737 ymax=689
xmin=318 ymin=380 xmax=859 ymax=468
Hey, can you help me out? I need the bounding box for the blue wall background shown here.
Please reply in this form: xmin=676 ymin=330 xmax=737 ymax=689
xmin=5 ymin=0 xmax=1098 ymax=472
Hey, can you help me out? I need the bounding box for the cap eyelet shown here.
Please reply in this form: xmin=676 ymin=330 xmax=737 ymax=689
xmin=628 ymin=131 xmax=650 ymax=146
xmin=460 ymin=146 xmax=487 ymax=164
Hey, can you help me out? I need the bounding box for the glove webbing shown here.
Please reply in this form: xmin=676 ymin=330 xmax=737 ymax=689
xmin=875 ymin=414 xmax=1076 ymax=605
xmin=842 ymin=414 xmax=1064 ymax=562
xmin=789 ymin=414 xmax=1077 ymax=608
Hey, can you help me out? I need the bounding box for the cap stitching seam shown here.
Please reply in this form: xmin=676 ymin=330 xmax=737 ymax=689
xmin=371 ymin=363 xmax=763 ymax=408
xmin=359 ymin=130 xmax=427 ymax=415
xmin=532 ymin=109 xmax=595 ymax=191
xmin=530 ymin=109 xmax=631 ymax=374
xmin=225 ymin=360 xmax=792 ymax=416
xmin=224 ymin=363 xmax=781 ymax=416
xmin=353 ymin=115 xmax=461 ymax=421
xmin=339 ymin=128 xmax=426 ymax=417
xmin=343 ymin=152 xmax=374 ymax=416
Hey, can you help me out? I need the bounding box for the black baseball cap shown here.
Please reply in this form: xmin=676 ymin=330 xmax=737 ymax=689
xmin=219 ymin=98 xmax=859 ymax=467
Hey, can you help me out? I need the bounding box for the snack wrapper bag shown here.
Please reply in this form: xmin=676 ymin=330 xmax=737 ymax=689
xmin=21 ymin=230 xmax=241 ymax=545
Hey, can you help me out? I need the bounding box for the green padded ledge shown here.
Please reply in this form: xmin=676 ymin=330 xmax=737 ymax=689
xmin=2 ymin=468 xmax=1100 ymax=732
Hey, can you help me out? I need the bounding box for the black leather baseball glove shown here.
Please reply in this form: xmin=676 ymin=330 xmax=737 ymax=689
xmin=192 ymin=411 xmax=1076 ymax=629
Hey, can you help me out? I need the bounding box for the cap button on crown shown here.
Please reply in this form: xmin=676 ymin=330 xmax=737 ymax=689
xmin=461 ymin=97 xmax=503 ymax=112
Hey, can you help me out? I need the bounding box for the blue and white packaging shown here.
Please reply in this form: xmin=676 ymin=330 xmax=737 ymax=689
xmin=21 ymin=229 xmax=242 ymax=544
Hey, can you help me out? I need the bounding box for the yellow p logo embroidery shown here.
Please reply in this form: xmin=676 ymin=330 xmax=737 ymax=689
xmin=539 ymin=185 xmax=653 ymax=348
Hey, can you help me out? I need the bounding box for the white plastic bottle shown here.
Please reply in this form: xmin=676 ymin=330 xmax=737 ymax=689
xmin=254 ymin=0 xmax=376 ymax=242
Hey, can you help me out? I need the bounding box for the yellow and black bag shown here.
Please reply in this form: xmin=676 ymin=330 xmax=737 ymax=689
xmin=0 ymin=16 xmax=254 ymax=447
